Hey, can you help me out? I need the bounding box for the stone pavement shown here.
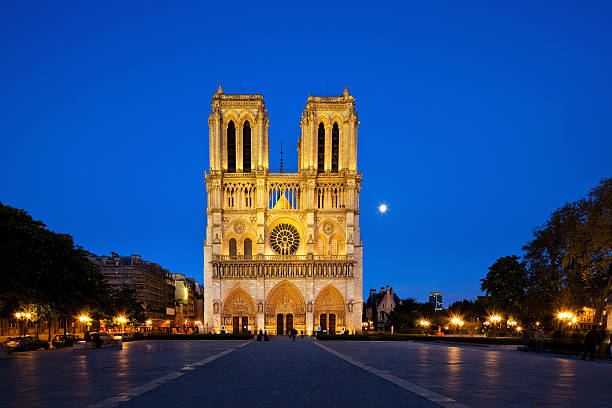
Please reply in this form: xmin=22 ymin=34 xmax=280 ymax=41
xmin=0 ymin=340 xmax=247 ymax=407
xmin=1 ymin=337 xmax=611 ymax=408
xmin=321 ymin=340 xmax=612 ymax=408
xmin=121 ymin=337 xmax=437 ymax=408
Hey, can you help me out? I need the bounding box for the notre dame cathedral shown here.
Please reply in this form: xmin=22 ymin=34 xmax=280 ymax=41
xmin=203 ymin=85 xmax=363 ymax=335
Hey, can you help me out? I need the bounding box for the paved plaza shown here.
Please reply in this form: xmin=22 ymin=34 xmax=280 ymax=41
xmin=1 ymin=338 xmax=611 ymax=408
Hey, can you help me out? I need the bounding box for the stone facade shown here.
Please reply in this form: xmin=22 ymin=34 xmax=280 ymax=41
xmin=203 ymin=85 xmax=363 ymax=335
xmin=364 ymin=286 xmax=400 ymax=331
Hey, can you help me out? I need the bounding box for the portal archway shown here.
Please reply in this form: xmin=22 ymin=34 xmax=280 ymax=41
xmin=314 ymin=285 xmax=345 ymax=334
xmin=265 ymin=280 xmax=306 ymax=335
xmin=223 ymin=287 xmax=256 ymax=333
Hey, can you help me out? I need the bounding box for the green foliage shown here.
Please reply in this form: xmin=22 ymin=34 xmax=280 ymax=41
xmin=106 ymin=285 xmax=145 ymax=324
xmin=447 ymin=299 xmax=487 ymax=320
xmin=522 ymin=178 xmax=612 ymax=322
xmin=0 ymin=202 xmax=111 ymax=323
xmin=480 ymin=255 xmax=528 ymax=318
xmin=387 ymin=298 xmax=441 ymax=330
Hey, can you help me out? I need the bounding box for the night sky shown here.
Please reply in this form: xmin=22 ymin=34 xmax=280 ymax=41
xmin=2 ymin=2 xmax=611 ymax=306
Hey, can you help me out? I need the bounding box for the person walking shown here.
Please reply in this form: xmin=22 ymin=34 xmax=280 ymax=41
xmin=582 ymin=328 xmax=600 ymax=361
xmin=535 ymin=327 xmax=545 ymax=353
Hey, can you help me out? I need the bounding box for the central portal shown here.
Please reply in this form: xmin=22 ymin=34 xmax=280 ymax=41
xmin=265 ymin=280 xmax=307 ymax=335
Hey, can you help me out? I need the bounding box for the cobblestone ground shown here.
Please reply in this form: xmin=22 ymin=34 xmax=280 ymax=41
xmin=121 ymin=337 xmax=436 ymax=408
xmin=2 ymin=338 xmax=611 ymax=408
xmin=0 ymin=340 xmax=247 ymax=407
xmin=322 ymin=340 xmax=612 ymax=408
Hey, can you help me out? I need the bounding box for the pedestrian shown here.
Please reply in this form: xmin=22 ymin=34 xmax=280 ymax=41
xmin=582 ymin=328 xmax=600 ymax=361
xmin=292 ymin=328 xmax=297 ymax=342
xmin=257 ymin=329 xmax=263 ymax=341
xmin=84 ymin=331 xmax=91 ymax=342
xmin=521 ymin=328 xmax=530 ymax=347
xmin=535 ymin=327 xmax=544 ymax=353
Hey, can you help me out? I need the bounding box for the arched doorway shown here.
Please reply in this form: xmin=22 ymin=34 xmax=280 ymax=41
xmin=222 ymin=287 xmax=256 ymax=334
xmin=265 ymin=280 xmax=306 ymax=335
xmin=277 ymin=314 xmax=284 ymax=335
xmin=314 ymin=285 xmax=346 ymax=335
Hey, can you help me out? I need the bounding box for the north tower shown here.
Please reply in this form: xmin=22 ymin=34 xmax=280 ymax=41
xmin=203 ymin=85 xmax=363 ymax=335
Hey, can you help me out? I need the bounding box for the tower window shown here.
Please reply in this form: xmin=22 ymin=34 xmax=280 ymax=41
xmin=243 ymin=121 xmax=251 ymax=173
xmin=332 ymin=123 xmax=339 ymax=172
xmin=330 ymin=237 xmax=338 ymax=256
xmin=317 ymin=123 xmax=325 ymax=173
xmin=227 ymin=121 xmax=236 ymax=173
xmin=229 ymin=238 xmax=237 ymax=258
xmin=244 ymin=238 xmax=252 ymax=259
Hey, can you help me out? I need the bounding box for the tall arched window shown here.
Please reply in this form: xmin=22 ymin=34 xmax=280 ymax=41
xmin=332 ymin=123 xmax=339 ymax=172
xmin=227 ymin=121 xmax=236 ymax=173
xmin=330 ymin=237 xmax=338 ymax=256
xmin=243 ymin=121 xmax=251 ymax=173
xmin=317 ymin=237 xmax=325 ymax=256
xmin=244 ymin=238 xmax=252 ymax=259
xmin=229 ymin=238 xmax=237 ymax=258
xmin=317 ymin=123 xmax=325 ymax=173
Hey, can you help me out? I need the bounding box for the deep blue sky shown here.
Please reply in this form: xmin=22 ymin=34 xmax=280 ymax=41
xmin=2 ymin=2 xmax=611 ymax=306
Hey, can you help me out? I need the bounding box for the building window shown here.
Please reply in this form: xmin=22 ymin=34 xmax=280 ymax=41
xmin=317 ymin=237 xmax=325 ymax=256
xmin=380 ymin=311 xmax=385 ymax=320
xmin=330 ymin=238 xmax=338 ymax=256
xmin=227 ymin=121 xmax=236 ymax=173
xmin=244 ymin=238 xmax=252 ymax=259
xmin=317 ymin=123 xmax=325 ymax=173
xmin=332 ymin=122 xmax=339 ymax=172
xmin=243 ymin=120 xmax=251 ymax=173
xmin=229 ymin=238 xmax=237 ymax=258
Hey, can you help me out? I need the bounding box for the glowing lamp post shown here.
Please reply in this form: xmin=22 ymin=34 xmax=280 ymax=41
xmin=490 ymin=315 xmax=502 ymax=336
xmin=116 ymin=316 xmax=127 ymax=333
xmin=450 ymin=317 xmax=464 ymax=334
xmin=419 ymin=320 xmax=430 ymax=334
xmin=557 ymin=312 xmax=574 ymax=329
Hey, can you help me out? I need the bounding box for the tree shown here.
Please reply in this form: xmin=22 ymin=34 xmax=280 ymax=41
xmin=107 ymin=285 xmax=145 ymax=325
xmin=480 ymin=255 xmax=528 ymax=318
xmin=523 ymin=178 xmax=612 ymax=324
xmin=0 ymin=202 xmax=112 ymax=335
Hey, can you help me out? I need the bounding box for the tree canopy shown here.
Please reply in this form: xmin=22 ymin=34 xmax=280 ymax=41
xmin=0 ymin=202 xmax=143 ymax=327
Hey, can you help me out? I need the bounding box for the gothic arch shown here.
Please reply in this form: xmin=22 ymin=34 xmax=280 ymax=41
xmin=226 ymin=218 xmax=257 ymax=238
xmin=223 ymin=287 xmax=256 ymax=318
xmin=265 ymin=280 xmax=306 ymax=328
xmin=328 ymin=232 xmax=346 ymax=255
xmin=238 ymin=111 xmax=256 ymax=125
xmin=314 ymin=284 xmax=346 ymax=327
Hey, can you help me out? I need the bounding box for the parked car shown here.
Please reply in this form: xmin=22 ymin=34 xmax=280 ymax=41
xmin=4 ymin=336 xmax=50 ymax=351
xmin=89 ymin=332 xmax=119 ymax=347
xmin=52 ymin=334 xmax=78 ymax=348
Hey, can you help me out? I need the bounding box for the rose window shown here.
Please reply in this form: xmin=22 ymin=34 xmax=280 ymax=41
xmin=270 ymin=223 xmax=300 ymax=255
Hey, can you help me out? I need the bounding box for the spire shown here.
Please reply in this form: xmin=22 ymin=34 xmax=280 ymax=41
xmin=342 ymin=84 xmax=350 ymax=97
xmin=216 ymin=83 xmax=224 ymax=94
xmin=279 ymin=140 xmax=284 ymax=173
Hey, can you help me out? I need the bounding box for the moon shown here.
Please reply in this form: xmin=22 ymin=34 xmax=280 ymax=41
xmin=378 ymin=204 xmax=388 ymax=214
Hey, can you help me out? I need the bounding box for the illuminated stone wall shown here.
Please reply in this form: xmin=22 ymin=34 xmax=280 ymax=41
xmin=203 ymin=86 xmax=363 ymax=334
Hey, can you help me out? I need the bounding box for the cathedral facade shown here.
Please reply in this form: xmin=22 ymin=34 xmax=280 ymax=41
xmin=203 ymin=85 xmax=363 ymax=335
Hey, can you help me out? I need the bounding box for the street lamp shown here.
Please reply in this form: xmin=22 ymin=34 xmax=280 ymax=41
xmin=116 ymin=316 xmax=127 ymax=333
xmin=490 ymin=315 xmax=502 ymax=336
